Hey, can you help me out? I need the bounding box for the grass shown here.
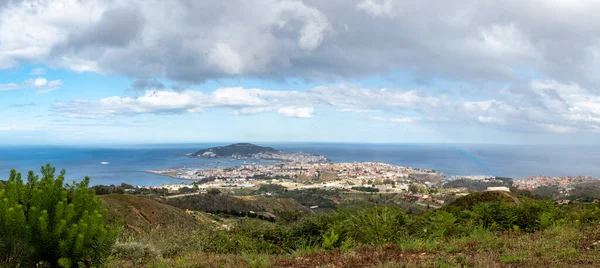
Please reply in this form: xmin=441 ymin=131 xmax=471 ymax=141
xmin=105 ymin=224 xmax=600 ymax=267
xmin=102 ymin=192 xmax=600 ymax=267
xmin=500 ymin=254 xmax=524 ymax=264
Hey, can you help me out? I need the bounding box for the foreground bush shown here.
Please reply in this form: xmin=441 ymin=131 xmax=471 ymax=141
xmin=0 ymin=164 xmax=116 ymax=267
xmin=111 ymin=241 xmax=161 ymax=265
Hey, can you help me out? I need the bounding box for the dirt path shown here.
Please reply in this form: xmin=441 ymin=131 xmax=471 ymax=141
xmin=164 ymin=192 xmax=201 ymax=199
xmin=501 ymin=191 xmax=520 ymax=204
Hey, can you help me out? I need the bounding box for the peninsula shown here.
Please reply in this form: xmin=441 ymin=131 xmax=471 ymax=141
xmin=188 ymin=143 xmax=329 ymax=164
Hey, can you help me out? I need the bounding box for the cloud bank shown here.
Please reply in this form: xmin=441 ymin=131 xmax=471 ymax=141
xmin=52 ymin=80 xmax=600 ymax=133
xmin=2 ymin=0 xmax=600 ymax=138
xmin=1 ymin=0 xmax=600 ymax=87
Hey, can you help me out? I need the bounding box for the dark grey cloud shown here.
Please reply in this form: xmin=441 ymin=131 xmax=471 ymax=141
xmin=128 ymin=78 xmax=165 ymax=92
xmin=3 ymin=0 xmax=600 ymax=89
xmin=0 ymin=0 xmax=9 ymax=9
xmin=52 ymin=5 xmax=144 ymax=53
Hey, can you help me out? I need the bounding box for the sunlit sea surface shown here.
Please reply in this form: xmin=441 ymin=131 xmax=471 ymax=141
xmin=1 ymin=143 xmax=599 ymax=186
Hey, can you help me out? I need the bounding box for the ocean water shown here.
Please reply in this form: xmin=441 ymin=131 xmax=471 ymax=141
xmin=1 ymin=143 xmax=600 ymax=186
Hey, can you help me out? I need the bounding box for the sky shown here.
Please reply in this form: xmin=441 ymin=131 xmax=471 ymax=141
xmin=1 ymin=0 xmax=600 ymax=145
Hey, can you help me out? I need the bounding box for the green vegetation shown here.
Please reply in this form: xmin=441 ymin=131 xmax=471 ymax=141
xmin=278 ymin=189 xmax=340 ymax=211
xmin=101 ymin=194 xmax=200 ymax=233
xmin=443 ymin=177 xmax=513 ymax=192
xmin=351 ymin=186 xmax=380 ymax=192
xmin=164 ymin=193 xmax=310 ymax=221
xmin=192 ymin=143 xmax=278 ymax=157
xmin=256 ymin=183 xmax=287 ymax=193
xmin=106 ymin=189 xmax=600 ymax=267
xmin=7 ymin=165 xmax=600 ymax=267
xmin=0 ymin=164 xmax=116 ymax=267
xmin=92 ymin=183 xmax=169 ymax=196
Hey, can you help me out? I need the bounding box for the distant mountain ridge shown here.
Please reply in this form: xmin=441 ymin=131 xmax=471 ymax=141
xmin=191 ymin=143 xmax=280 ymax=158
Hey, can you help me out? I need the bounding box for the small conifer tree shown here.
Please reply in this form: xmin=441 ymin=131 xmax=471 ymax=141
xmin=0 ymin=164 xmax=116 ymax=267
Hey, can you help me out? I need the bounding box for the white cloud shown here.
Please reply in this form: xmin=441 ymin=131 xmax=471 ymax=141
xmin=337 ymin=108 xmax=379 ymax=113
xmin=539 ymin=124 xmax=574 ymax=133
xmin=277 ymin=107 xmax=314 ymax=118
xmin=29 ymin=68 xmax=46 ymax=75
xmin=0 ymin=83 xmax=20 ymax=91
xmin=45 ymin=80 xmax=600 ymax=133
xmin=211 ymin=87 xmax=266 ymax=107
xmin=51 ymin=85 xmax=437 ymax=118
xmin=0 ymin=77 xmax=62 ymax=93
xmin=32 ymin=78 xmax=47 ymax=87
xmin=3 ymin=0 xmax=600 ymax=87
xmin=356 ymin=0 xmax=395 ymax=17
xmin=372 ymin=116 xmax=419 ymax=123
xmin=478 ymin=116 xmax=505 ymax=125
xmin=0 ymin=0 xmax=330 ymax=81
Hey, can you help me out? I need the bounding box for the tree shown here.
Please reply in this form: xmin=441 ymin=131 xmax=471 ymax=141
xmin=0 ymin=164 xmax=116 ymax=267
xmin=408 ymin=184 xmax=420 ymax=194
xmin=179 ymin=186 xmax=195 ymax=193
xmin=207 ymin=188 xmax=221 ymax=195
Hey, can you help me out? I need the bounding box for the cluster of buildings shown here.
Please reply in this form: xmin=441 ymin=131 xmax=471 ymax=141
xmin=447 ymin=175 xmax=496 ymax=181
xmin=143 ymin=162 xmax=446 ymax=193
xmin=513 ymin=176 xmax=596 ymax=190
xmin=252 ymin=152 xmax=329 ymax=163
xmin=148 ymin=162 xmax=443 ymax=184
xmin=196 ymin=151 xmax=329 ymax=164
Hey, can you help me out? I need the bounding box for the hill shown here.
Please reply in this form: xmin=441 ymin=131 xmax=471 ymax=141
xmin=100 ymin=194 xmax=200 ymax=233
xmin=443 ymin=190 xmax=526 ymax=211
xmin=164 ymin=193 xmax=312 ymax=219
xmin=192 ymin=143 xmax=279 ymax=158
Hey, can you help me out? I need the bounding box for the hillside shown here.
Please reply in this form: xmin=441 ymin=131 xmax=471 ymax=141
xmin=192 ymin=143 xmax=279 ymax=158
xmin=164 ymin=193 xmax=312 ymax=218
xmin=101 ymin=194 xmax=200 ymax=233
xmin=99 ymin=190 xmax=600 ymax=267
xmin=443 ymin=190 xmax=527 ymax=211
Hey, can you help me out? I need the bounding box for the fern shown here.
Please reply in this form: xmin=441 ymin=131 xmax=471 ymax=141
xmin=321 ymin=230 xmax=339 ymax=249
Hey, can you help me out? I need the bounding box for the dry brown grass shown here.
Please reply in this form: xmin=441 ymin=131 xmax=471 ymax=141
xmin=101 ymin=194 xmax=200 ymax=233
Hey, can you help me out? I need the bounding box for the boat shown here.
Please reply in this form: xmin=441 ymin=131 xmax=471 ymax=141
xmin=100 ymin=162 xmax=110 ymax=165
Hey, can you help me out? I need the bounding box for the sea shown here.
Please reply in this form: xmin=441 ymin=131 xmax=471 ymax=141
xmin=1 ymin=143 xmax=600 ymax=186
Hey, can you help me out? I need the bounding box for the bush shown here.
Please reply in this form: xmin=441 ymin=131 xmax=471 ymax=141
xmin=336 ymin=206 xmax=408 ymax=245
xmin=111 ymin=241 xmax=161 ymax=265
xmin=207 ymin=188 xmax=221 ymax=195
xmin=0 ymin=164 xmax=116 ymax=267
xmin=351 ymin=186 xmax=380 ymax=193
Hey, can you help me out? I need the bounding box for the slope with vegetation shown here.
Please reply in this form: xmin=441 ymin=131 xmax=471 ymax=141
xmin=192 ymin=143 xmax=279 ymax=157
xmin=164 ymin=192 xmax=312 ymax=221
xmin=106 ymin=188 xmax=600 ymax=267
xmin=101 ymin=194 xmax=200 ymax=233
xmin=5 ymin=165 xmax=600 ymax=267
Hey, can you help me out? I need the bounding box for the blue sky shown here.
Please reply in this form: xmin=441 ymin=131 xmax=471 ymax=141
xmin=1 ymin=0 xmax=600 ymax=145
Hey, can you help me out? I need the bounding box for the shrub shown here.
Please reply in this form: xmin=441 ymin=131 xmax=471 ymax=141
xmin=351 ymin=186 xmax=379 ymax=193
xmin=321 ymin=230 xmax=339 ymax=249
xmin=469 ymin=199 xmax=559 ymax=232
xmin=0 ymin=164 xmax=116 ymax=267
xmin=337 ymin=206 xmax=408 ymax=245
xmin=207 ymin=188 xmax=221 ymax=195
xmin=111 ymin=241 xmax=161 ymax=265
